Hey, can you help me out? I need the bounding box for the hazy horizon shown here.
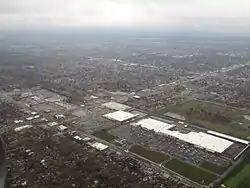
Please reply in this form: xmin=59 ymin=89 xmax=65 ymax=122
xmin=1 ymin=0 xmax=250 ymax=35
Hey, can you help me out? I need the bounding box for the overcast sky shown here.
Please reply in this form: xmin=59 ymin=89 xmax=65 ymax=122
xmin=1 ymin=0 xmax=250 ymax=32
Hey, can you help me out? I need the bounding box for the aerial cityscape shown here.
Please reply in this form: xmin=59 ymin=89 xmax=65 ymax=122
xmin=1 ymin=0 xmax=250 ymax=188
xmin=0 ymin=31 xmax=250 ymax=188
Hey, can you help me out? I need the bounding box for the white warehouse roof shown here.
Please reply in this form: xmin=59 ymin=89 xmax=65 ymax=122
xmin=90 ymin=142 xmax=108 ymax=151
xmin=58 ymin=125 xmax=68 ymax=131
xmin=133 ymin=95 xmax=141 ymax=99
xmin=26 ymin=117 xmax=34 ymax=121
xmin=102 ymin=102 xmax=131 ymax=111
xmin=74 ymin=136 xmax=91 ymax=142
xmin=208 ymin=130 xmax=249 ymax=145
xmin=134 ymin=118 xmax=233 ymax=153
xmin=103 ymin=111 xmax=139 ymax=122
xmin=135 ymin=118 xmax=175 ymax=132
xmin=166 ymin=131 xmax=233 ymax=153
xmin=48 ymin=121 xmax=58 ymax=127
xmin=15 ymin=125 xmax=33 ymax=132
xmin=14 ymin=120 xmax=24 ymax=124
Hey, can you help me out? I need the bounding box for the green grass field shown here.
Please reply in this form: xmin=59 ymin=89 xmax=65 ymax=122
xmin=223 ymin=161 xmax=250 ymax=188
xmin=200 ymin=161 xmax=228 ymax=175
xmin=237 ymin=178 xmax=250 ymax=188
xmin=157 ymin=99 xmax=250 ymax=138
xmin=164 ymin=159 xmax=217 ymax=185
xmin=93 ymin=130 xmax=117 ymax=142
xmin=130 ymin=145 xmax=170 ymax=164
xmin=189 ymin=118 xmax=249 ymax=138
xmin=164 ymin=99 xmax=247 ymax=120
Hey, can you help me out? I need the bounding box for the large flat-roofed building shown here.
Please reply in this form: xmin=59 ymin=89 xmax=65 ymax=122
xmin=102 ymin=102 xmax=131 ymax=111
xmin=207 ymin=130 xmax=249 ymax=145
xmin=90 ymin=142 xmax=109 ymax=151
xmin=134 ymin=118 xmax=176 ymax=132
xmin=167 ymin=131 xmax=233 ymax=153
xmin=133 ymin=118 xmax=233 ymax=153
xmin=103 ymin=111 xmax=139 ymax=122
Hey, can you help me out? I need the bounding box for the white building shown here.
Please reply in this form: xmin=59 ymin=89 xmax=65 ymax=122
xmin=58 ymin=125 xmax=68 ymax=131
xmin=103 ymin=111 xmax=139 ymax=122
xmin=133 ymin=118 xmax=233 ymax=153
xmin=48 ymin=122 xmax=58 ymax=127
xmin=208 ymin=130 xmax=249 ymax=145
xmin=15 ymin=125 xmax=33 ymax=132
xmin=134 ymin=118 xmax=175 ymax=132
xmin=90 ymin=142 xmax=108 ymax=151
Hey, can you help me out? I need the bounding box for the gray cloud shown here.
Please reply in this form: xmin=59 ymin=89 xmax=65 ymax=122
xmin=1 ymin=0 xmax=250 ymax=31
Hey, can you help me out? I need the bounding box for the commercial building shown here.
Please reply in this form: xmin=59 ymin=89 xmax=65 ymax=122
xmin=90 ymin=142 xmax=108 ymax=151
xmin=134 ymin=118 xmax=175 ymax=132
xmin=14 ymin=125 xmax=33 ymax=132
xmin=207 ymin=130 xmax=249 ymax=145
xmin=103 ymin=111 xmax=139 ymax=123
xmin=133 ymin=118 xmax=234 ymax=153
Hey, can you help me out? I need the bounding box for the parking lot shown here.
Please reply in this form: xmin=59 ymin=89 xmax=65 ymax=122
xmin=110 ymin=125 xmax=231 ymax=167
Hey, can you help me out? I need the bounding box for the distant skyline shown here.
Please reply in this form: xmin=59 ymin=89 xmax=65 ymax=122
xmin=1 ymin=0 xmax=250 ymax=34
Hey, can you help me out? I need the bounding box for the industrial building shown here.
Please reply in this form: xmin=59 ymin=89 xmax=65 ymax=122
xmin=89 ymin=142 xmax=109 ymax=151
xmin=207 ymin=130 xmax=249 ymax=145
xmin=103 ymin=110 xmax=139 ymax=123
xmin=133 ymin=118 xmax=175 ymax=132
xmin=133 ymin=118 xmax=235 ymax=153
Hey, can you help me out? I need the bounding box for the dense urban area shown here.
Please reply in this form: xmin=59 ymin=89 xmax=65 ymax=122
xmin=1 ymin=32 xmax=250 ymax=188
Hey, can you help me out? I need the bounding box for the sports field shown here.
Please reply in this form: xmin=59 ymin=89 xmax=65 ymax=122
xmin=223 ymin=161 xmax=250 ymax=188
xmin=164 ymin=158 xmax=217 ymax=185
xmin=200 ymin=161 xmax=228 ymax=174
xmin=93 ymin=130 xmax=117 ymax=142
xmin=130 ymin=145 xmax=170 ymax=164
xmin=158 ymin=99 xmax=250 ymax=138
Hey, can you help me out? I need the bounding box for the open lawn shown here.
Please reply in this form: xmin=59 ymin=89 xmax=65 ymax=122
xmin=223 ymin=161 xmax=250 ymax=188
xmin=93 ymin=130 xmax=117 ymax=142
xmin=237 ymin=178 xmax=250 ymax=188
xmin=189 ymin=118 xmax=249 ymax=138
xmin=200 ymin=161 xmax=228 ymax=175
xmin=130 ymin=145 xmax=170 ymax=164
xmin=164 ymin=159 xmax=217 ymax=185
xmin=158 ymin=99 xmax=250 ymax=139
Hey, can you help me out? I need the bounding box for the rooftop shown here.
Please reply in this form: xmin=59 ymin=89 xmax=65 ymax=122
xmin=14 ymin=125 xmax=33 ymax=132
xmin=208 ymin=130 xmax=249 ymax=145
xmin=103 ymin=110 xmax=139 ymax=122
xmin=90 ymin=142 xmax=108 ymax=151
xmin=134 ymin=118 xmax=233 ymax=153
xmin=134 ymin=118 xmax=175 ymax=132
xmin=58 ymin=125 xmax=68 ymax=131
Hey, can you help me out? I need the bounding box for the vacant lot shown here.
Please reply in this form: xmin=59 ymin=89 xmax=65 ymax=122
xmin=200 ymin=161 xmax=228 ymax=175
xmin=130 ymin=145 xmax=170 ymax=164
xmin=223 ymin=160 xmax=250 ymax=188
xmin=158 ymin=99 xmax=250 ymax=138
xmin=164 ymin=159 xmax=217 ymax=185
xmin=93 ymin=130 xmax=117 ymax=142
